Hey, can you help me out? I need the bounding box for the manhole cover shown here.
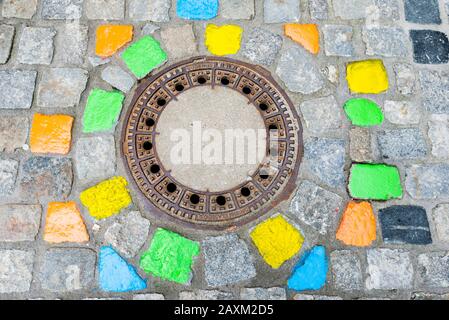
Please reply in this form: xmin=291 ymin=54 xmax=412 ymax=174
xmin=122 ymin=56 xmax=303 ymax=230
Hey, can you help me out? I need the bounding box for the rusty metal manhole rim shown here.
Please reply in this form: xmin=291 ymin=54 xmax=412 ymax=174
xmin=121 ymin=56 xmax=303 ymax=231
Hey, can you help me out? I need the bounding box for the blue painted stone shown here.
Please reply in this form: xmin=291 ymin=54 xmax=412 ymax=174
xmin=176 ymin=0 xmax=218 ymax=20
xmin=379 ymin=206 xmax=432 ymax=245
xmin=410 ymin=30 xmax=449 ymax=65
xmin=405 ymin=0 xmax=441 ymax=25
xmin=99 ymin=246 xmax=147 ymax=292
xmin=287 ymin=246 xmax=328 ymax=291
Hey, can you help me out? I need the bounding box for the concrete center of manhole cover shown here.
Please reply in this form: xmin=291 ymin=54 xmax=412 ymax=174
xmin=155 ymin=86 xmax=267 ymax=192
xmin=122 ymin=56 xmax=303 ymax=230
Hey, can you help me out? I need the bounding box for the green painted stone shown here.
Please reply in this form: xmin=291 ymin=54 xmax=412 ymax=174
xmin=140 ymin=228 xmax=200 ymax=284
xmin=82 ymin=89 xmax=124 ymax=133
xmin=343 ymin=98 xmax=384 ymax=127
xmin=122 ymin=36 xmax=167 ymax=79
xmin=349 ymin=163 xmax=403 ymax=200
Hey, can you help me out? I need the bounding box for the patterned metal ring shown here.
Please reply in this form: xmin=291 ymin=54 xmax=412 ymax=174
xmin=121 ymin=56 xmax=303 ymax=230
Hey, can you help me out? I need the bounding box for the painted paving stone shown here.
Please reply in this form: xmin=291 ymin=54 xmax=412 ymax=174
xmin=140 ymin=228 xmax=199 ymax=284
xmin=95 ymin=25 xmax=134 ymax=58
xmin=346 ymin=59 xmax=389 ymax=94
xmin=284 ymin=24 xmax=320 ymax=55
xmin=336 ymin=201 xmax=376 ymax=247
xmin=82 ymin=89 xmax=124 ymax=133
xmin=30 ymin=113 xmax=74 ymax=155
xmin=204 ymin=24 xmax=242 ymax=56
xmin=343 ymin=98 xmax=384 ymax=127
xmin=176 ymin=0 xmax=219 ymax=20
xmin=288 ymin=246 xmax=328 ymax=291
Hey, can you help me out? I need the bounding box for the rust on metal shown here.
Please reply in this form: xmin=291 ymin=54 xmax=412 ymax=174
xmin=121 ymin=56 xmax=303 ymax=230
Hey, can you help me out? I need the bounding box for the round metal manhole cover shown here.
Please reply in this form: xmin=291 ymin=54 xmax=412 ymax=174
xmin=122 ymin=56 xmax=303 ymax=230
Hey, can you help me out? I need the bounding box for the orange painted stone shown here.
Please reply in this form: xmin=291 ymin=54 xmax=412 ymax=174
xmin=95 ymin=25 xmax=134 ymax=58
xmin=284 ymin=24 xmax=320 ymax=55
xmin=336 ymin=201 xmax=376 ymax=247
xmin=30 ymin=113 xmax=74 ymax=155
xmin=44 ymin=201 xmax=89 ymax=244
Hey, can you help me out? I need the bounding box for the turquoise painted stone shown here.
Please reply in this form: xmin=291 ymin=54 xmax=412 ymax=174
xmin=99 ymin=246 xmax=146 ymax=292
xmin=287 ymin=246 xmax=328 ymax=291
xmin=176 ymin=0 xmax=218 ymax=20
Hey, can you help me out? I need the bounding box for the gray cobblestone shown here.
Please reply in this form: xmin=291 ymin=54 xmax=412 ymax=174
xmin=384 ymin=100 xmax=421 ymax=125
xmin=101 ymin=65 xmax=135 ymax=93
xmin=41 ymin=0 xmax=83 ymax=20
xmin=161 ymin=25 xmax=198 ymax=60
xmin=264 ymin=0 xmax=300 ymax=23
xmin=366 ymin=249 xmax=413 ymax=290
xmin=377 ymin=128 xmax=427 ymax=160
xmin=0 ymin=25 xmax=14 ymax=64
xmin=363 ymin=27 xmax=409 ymax=57
xmin=54 ymin=24 xmax=88 ymax=65
xmin=332 ymin=0 xmax=374 ymax=20
xmin=0 ymin=205 xmax=41 ymax=242
xmin=394 ymin=63 xmax=417 ymax=96
xmin=0 ymin=250 xmax=34 ymax=293
xmin=331 ymin=250 xmax=363 ymax=291
xmin=276 ymin=46 xmax=324 ymax=94
xmin=75 ymin=135 xmax=116 ymax=181
xmin=17 ymin=27 xmax=56 ymax=65
xmin=220 ymin=0 xmax=254 ymax=20
xmin=133 ymin=293 xmax=165 ymax=300
xmin=0 ymin=159 xmax=18 ymax=197
xmin=299 ymin=96 xmax=343 ymax=134
xmin=240 ymin=288 xmax=286 ymax=300
xmin=37 ymin=68 xmax=88 ymax=108
xmin=417 ymin=252 xmax=449 ymax=288
xmin=179 ymin=290 xmax=234 ymax=300
xmin=323 ymin=25 xmax=354 ymax=57
xmin=432 ymin=204 xmax=449 ymax=242
xmin=241 ymin=28 xmax=282 ymax=66
xmin=419 ymin=70 xmax=449 ymax=114
xmin=128 ymin=0 xmax=171 ymax=22
xmin=289 ymin=180 xmax=343 ymax=234
xmin=85 ymin=0 xmax=125 ymax=20
xmin=0 ymin=117 xmax=29 ymax=152
xmin=309 ymin=0 xmax=329 ymax=20
xmin=428 ymin=115 xmax=449 ymax=159
xmin=406 ymin=164 xmax=449 ymax=199
xmin=2 ymin=0 xmax=38 ymax=19
xmin=350 ymin=127 xmax=373 ymax=162
xmin=0 ymin=70 xmax=37 ymax=109
xmin=38 ymin=248 xmax=96 ymax=292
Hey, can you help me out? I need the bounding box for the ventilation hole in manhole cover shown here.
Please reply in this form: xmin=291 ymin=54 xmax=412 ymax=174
xmin=122 ymin=56 xmax=303 ymax=230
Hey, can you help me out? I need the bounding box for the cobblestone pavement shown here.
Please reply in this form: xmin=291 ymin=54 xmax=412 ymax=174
xmin=1 ymin=0 xmax=449 ymax=300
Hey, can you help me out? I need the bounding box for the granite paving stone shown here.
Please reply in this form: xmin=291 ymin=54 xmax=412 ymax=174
xmin=289 ymin=180 xmax=343 ymax=235
xmin=179 ymin=290 xmax=234 ymax=300
xmin=299 ymin=96 xmax=343 ymax=134
xmin=406 ymin=164 xmax=449 ymax=199
xmin=384 ymin=100 xmax=421 ymax=125
xmin=417 ymin=252 xmax=449 ymax=288
xmin=428 ymin=115 xmax=449 ymax=158
xmin=276 ymin=46 xmax=324 ymax=94
xmin=394 ymin=63 xmax=417 ymax=96
xmin=309 ymin=0 xmax=328 ymax=20
xmin=0 ymin=205 xmax=41 ymax=242
xmin=303 ymin=138 xmax=346 ymax=188
xmin=37 ymin=68 xmax=88 ymax=108
xmin=241 ymin=28 xmax=283 ymax=66
xmin=104 ymin=211 xmax=151 ymax=258
xmin=0 ymin=250 xmax=34 ymax=293
xmin=379 ymin=206 xmax=432 ymax=245
xmin=54 ymin=24 xmax=88 ymax=65
xmin=101 ymin=66 xmax=135 ymax=93
xmin=41 ymin=0 xmax=83 ymax=20
xmin=75 ymin=135 xmax=116 ymax=181
xmin=202 ymin=234 xmax=256 ymax=287
xmin=349 ymin=127 xmax=373 ymax=162
xmin=240 ymin=288 xmax=286 ymax=300
xmin=0 ymin=117 xmax=29 ymax=152
xmin=264 ymin=0 xmax=300 ymax=23
xmin=432 ymin=204 xmax=449 ymax=242
xmin=128 ymin=0 xmax=171 ymax=22
xmin=363 ymin=27 xmax=409 ymax=57
xmin=17 ymin=27 xmax=56 ymax=65
xmin=141 ymin=23 xmax=160 ymax=35
xmin=85 ymin=0 xmax=125 ymax=20
xmin=0 ymin=159 xmax=19 ymax=197
xmin=323 ymin=25 xmax=354 ymax=57
xmin=0 ymin=25 xmax=14 ymax=64
xmin=374 ymin=0 xmax=400 ymax=20
xmin=405 ymin=0 xmax=441 ymax=24
xmin=19 ymin=157 xmax=73 ymax=200
xmin=330 ymin=250 xmax=363 ymax=291
xmin=332 ymin=0 xmax=375 ymax=20
xmin=38 ymin=248 xmax=96 ymax=292
xmin=419 ymin=70 xmax=449 ymax=113
xmin=133 ymin=293 xmax=165 ymax=300
xmin=366 ymin=249 xmax=413 ymax=290
xmin=0 ymin=70 xmax=37 ymax=109
xmin=410 ymin=30 xmax=449 ymax=64
xmin=161 ymin=25 xmax=198 ymax=59
xmin=2 ymin=0 xmax=38 ymax=19
xmin=377 ymin=128 xmax=427 ymax=160
xmin=220 ymin=0 xmax=255 ymax=20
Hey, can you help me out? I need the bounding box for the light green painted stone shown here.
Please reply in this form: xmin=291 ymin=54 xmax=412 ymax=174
xmin=349 ymin=163 xmax=403 ymax=200
xmin=82 ymin=89 xmax=124 ymax=133
xmin=122 ymin=36 xmax=167 ymax=79
xmin=343 ymin=98 xmax=384 ymax=127
xmin=139 ymin=228 xmax=200 ymax=284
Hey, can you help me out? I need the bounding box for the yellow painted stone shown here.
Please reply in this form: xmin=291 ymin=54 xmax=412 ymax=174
xmin=250 ymin=215 xmax=304 ymax=269
xmin=204 ymin=24 xmax=243 ymax=56
xmin=346 ymin=59 xmax=389 ymax=94
xmin=80 ymin=176 xmax=131 ymax=220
